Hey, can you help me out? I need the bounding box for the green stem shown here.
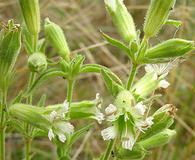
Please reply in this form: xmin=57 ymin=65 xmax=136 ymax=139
xmin=25 ymin=139 xmax=31 ymax=160
xmin=126 ymin=63 xmax=138 ymax=90
xmin=102 ymin=140 xmax=115 ymax=160
xmin=0 ymin=127 xmax=5 ymax=160
xmin=24 ymin=72 xmax=36 ymax=160
xmin=0 ymin=89 xmax=7 ymax=160
xmin=33 ymin=33 xmax=38 ymax=52
xmin=67 ymin=80 xmax=75 ymax=107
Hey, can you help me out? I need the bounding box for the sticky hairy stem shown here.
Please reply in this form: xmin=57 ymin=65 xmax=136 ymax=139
xmin=102 ymin=140 xmax=116 ymax=160
xmin=126 ymin=63 xmax=138 ymax=90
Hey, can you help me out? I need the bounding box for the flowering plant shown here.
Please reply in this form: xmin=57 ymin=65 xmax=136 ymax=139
xmin=0 ymin=0 xmax=194 ymax=160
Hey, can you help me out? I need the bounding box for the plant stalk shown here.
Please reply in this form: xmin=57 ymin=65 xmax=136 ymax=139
xmin=25 ymin=139 xmax=31 ymax=160
xmin=102 ymin=140 xmax=115 ymax=160
xmin=126 ymin=63 xmax=138 ymax=90
xmin=0 ymin=88 xmax=7 ymax=160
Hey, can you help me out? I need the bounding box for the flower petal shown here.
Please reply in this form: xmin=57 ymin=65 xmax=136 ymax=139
xmin=58 ymin=133 xmax=66 ymax=143
xmin=105 ymin=104 xmax=117 ymax=116
xmin=49 ymin=111 xmax=58 ymax=122
xmin=63 ymin=100 xmax=69 ymax=113
xmin=122 ymin=134 xmax=135 ymax=150
xmin=159 ymin=80 xmax=170 ymax=89
xmin=95 ymin=112 xmax=105 ymax=124
xmin=48 ymin=129 xmax=55 ymax=141
xmin=101 ymin=126 xmax=117 ymax=141
xmin=135 ymin=102 xmax=146 ymax=116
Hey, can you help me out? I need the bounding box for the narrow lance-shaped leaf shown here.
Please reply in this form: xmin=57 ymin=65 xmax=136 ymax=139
xmin=146 ymin=39 xmax=194 ymax=59
xmin=25 ymin=68 xmax=66 ymax=96
xmin=101 ymin=69 xmax=124 ymax=96
xmin=100 ymin=30 xmax=132 ymax=58
xmin=81 ymin=64 xmax=123 ymax=85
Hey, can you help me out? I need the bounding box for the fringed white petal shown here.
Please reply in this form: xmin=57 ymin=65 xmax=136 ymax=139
xmin=49 ymin=111 xmax=58 ymax=122
xmin=122 ymin=134 xmax=135 ymax=150
xmin=159 ymin=80 xmax=170 ymax=89
xmin=95 ymin=112 xmax=105 ymax=124
xmin=135 ymin=102 xmax=146 ymax=116
xmin=101 ymin=126 xmax=117 ymax=141
xmin=105 ymin=104 xmax=117 ymax=115
xmin=145 ymin=116 xmax=154 ymax=126
xmin=145 ymin=65 xmax=154 ymax=73
xmin=58 ymin=134 xmax=66 ymax=143
xmin=63 ymin=100 xmax=69 ymax=113
xmin=48 ymin=129 xmax=55 ymax=141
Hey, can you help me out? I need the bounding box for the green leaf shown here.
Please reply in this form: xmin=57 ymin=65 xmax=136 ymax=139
xmin=165 ymin=19 xmax=182 ymax=28
xmin=101 ymin=69 xmax=124 ymax=96
xmin=70 ymin=54 xmax=85 ymax=78
xmin=38 ymin=38 xmax=46 ymax=53
xmin=37 ymin=94 xmax=47 ymax=107
xmin=100 ymin=30 xmax=132 ymax=58
xmin=25 ymin=68 xmax=66 ymax=96
xmin=81 ymin=64 xmax=123 ymax=85
xmin=66 ymin=123 xmax=93 ymax=150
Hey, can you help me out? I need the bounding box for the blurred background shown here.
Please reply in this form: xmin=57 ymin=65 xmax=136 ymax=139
xmin=0 ymin=0 xmax=195 ymax=159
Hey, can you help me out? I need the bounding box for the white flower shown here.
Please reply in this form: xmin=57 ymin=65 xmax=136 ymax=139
xmin=136 ymin=116 xmax=154 ymax=132
xmin=105 ymin=104 xmax=117 ymax=122
xmin=49 ymin=111 xmax=58 ymax=122
xmin=58 ymin=134 xmax=66 ymax=143
xmin=101 ymin=126 xmax=117 ymax=141
xmin=145 ymin=116 xmax=154 ymax=126
xmin=95 ymin=112 xmax=105 ymax=124
xmin=63 ymin=100 xmax=69 ymax=113
xmin=48 ymin=129 xmax=55 ymax=141
xmin=135 ymin=102 xmax=146 ymax=116
xmin=145 ymin=60 xmax=178 ymax=78
xmin=159 ymin=80 xmax=170 ymax=89
xmin=122 ymin=134 xmax=135 ymax=150
xmin=105 ymin=104 xmax=117 ymax=115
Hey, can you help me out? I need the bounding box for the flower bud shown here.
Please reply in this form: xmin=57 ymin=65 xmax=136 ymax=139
xmin=0 ymin=20 xmax=21 ymax=76
xmin=18 ymin=0 xmax=40 ymax=34
xmin=146 ymin=39 xmax=194 ymax=59
xmin=9 ymin=103 xmax=51 ymax=131
xmin=132 ymin=73 xmax=159 ymax=98
xmin=144 ymin=0 xmax=176 ymax=37
xmin=104 ymin=0 xmax=137 ymax=42
xmin=28 ymin=52 xmax=47 ymax=72
xmin=114 ymin=90 xmax=135 ymax=111
xmin=44 ymin=18 xmax=70 ymax=61
xmin=141 ymin=104 xmax=177 ymax=140
xmin=139 ymin=129 xmax=176 ymax=149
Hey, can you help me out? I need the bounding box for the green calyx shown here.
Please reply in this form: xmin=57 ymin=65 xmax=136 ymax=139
xmin=144 ymin=0 xmax=176 ymax=37
xmin=104 ymin=0 xmax=137 ymax=43
xmin=28 ymin=52 xmax=47 ymax=73
xmin=44 ymin=18 xmax=70 ymax=61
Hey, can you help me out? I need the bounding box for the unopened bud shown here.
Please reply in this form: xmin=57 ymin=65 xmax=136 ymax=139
xmin=104 ymin=0 xmax=137 ymax=42
xmin=146 ymin=39 xmax=194 ymax=59
xmin=44 ymin=18 xmax=70 ymax=61
xmin=18 ymin=0 xmax=40 ymax=34
xmin=28 ymin=52 xmax=47 ymax=72
xmin=139 ymin=129 xmax=176 ymax=149
xmin=144 ymin=0 xmax=176 ymax=37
